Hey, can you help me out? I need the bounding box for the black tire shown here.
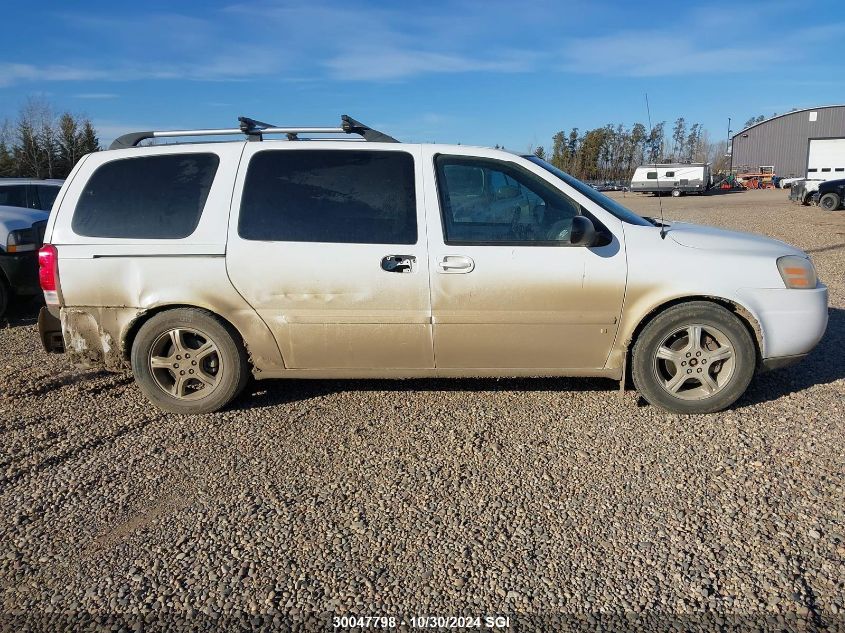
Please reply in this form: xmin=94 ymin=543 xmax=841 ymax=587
xmin=0 ymin=277 xmax=8 ymax=318
xmin=632 ymin=302 xmax=756 ymax=414
xmin=819 ymin=192 xmax=840 ymax=211
xmin=671 ymin=189 xmax=682 ymax=197
xmin=130 ymin=308 xmax=249 ymax=414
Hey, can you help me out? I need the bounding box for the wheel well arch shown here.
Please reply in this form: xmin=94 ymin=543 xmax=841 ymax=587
xmin=121 ymin=303 xmax=251 ymax=364
xmin=624 ymin=295 xmax=763 ymax=379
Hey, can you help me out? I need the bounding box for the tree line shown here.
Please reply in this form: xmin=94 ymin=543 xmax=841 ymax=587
xmin=3 ymin=97 xmax=776 ymax=184
xmin=0 ymin=100 xmax=100 ymax=179
xmin=523 ymin=117 xmax=719 ymax=183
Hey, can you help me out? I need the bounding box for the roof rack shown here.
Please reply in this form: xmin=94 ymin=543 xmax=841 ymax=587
xmin=109 ymin=114 xmax=398 ymax=150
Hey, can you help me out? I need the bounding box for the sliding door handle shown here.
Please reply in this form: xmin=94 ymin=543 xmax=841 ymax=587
xmin=438 ymin=255 xmax=474 ymax=273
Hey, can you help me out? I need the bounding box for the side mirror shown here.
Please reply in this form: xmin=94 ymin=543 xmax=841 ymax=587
xmin=569 ymin=215 xmax=597 ymax=247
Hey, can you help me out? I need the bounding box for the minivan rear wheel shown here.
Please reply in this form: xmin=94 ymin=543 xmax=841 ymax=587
xmin=632 ymin=302 xmax=756 ymax=414
xmin=131 ymin=308 xmax=249 ymax=414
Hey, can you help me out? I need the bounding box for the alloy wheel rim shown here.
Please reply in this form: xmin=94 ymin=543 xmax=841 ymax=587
xmin=149 ymin=327 xmax=223 ymax=401
xmin=652 ymin=323 xmax=735 ymax=401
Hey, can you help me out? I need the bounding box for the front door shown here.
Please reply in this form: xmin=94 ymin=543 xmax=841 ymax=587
xmin=227 ymin=145 xmax=433 ymax=369
xmin=424 ymin=150 xmax=627 ymax=370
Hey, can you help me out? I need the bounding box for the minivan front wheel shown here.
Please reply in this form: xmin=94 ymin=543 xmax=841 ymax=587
xmin=632 ymin=302 xmax=756 ymax=414
xmin=131 ymin=308 xmax=249 ymax=414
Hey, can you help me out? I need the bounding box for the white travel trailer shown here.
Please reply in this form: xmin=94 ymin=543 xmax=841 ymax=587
xmin=630 ymin=163 xmax=711 ymax=196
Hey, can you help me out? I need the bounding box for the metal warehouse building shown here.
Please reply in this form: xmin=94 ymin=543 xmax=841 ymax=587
xmin=731 ymin=105 xmax=845 ymax=178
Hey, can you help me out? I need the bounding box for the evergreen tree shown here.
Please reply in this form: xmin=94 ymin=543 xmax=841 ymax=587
xmin=14 ymin=115 xmax=43 ymax=178
xmin=0 ymin=120 xmax=14 ymax=177
xmin=57 ymin=113 xmax=82 ymax=176
xmin=647 ymin=122 xmax=665 ymax=164
xmin=566 ymin=128 xmax=579 ymax=172
xmin=685 ymin=123 xmax=701 ymax=162
xmin=550 ymin=131 xmax=567 ymax=170
xmin=629 ymin=122 xmax=646 ymax=171
xmin=80 ymin=119 xmax=100 ymax=154
xmin=0 ymin=140 xmax=13 ymax=177
xmin=671 ymin=117 xmax=686 ymax=162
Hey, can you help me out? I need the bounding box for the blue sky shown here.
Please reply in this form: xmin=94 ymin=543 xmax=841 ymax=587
xmin=1 ymin=0 xmax=843 ymax=149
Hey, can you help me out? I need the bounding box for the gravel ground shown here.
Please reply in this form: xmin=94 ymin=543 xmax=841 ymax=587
xmin=0 ymin=189 xmax=843 ymax=631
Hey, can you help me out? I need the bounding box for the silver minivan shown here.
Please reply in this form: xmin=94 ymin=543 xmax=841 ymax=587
xmin=37 ymin=116 xmax=828 ymax=414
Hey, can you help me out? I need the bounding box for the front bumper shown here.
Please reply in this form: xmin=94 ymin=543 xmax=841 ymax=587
xmin=0 ymin=251 xmax=40 ymax=295
xmin=736 ymin=284 xmax=829 ymax=360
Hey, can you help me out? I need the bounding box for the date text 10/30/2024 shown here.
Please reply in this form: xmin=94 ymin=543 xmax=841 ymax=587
xmin=332 ymin=615 xmax=512 ymax=629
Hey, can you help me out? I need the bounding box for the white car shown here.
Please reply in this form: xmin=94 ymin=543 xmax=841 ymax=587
xmin=0 ymin=204 xmax=49 ymax=316
xmin=36 ymin=116 xmax=828 ymax=415
xmin=790 ymin=179 xmax=826 ymax=205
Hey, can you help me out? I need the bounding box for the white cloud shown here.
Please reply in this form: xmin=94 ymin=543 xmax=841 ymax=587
xmin=0 ymin=63 xmax=111 ymax=87
xmin=325 ymin=49 xmax=535 ymax=81
xmin=559 ymin=21 xmax=845 ymax=77
xmin=73 ymin=93 xmax=119 ymax=99
xmin=560 ymin=32 xmax=778 ymax=77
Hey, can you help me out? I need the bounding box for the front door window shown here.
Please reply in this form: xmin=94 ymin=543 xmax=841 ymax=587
xmin=435 ymin=155 xmax=583 ymax=245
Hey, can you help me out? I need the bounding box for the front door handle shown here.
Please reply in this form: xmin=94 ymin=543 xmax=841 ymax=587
xmin=438 ymin=255 xmax=475 ymax=273
xmin=381 ymin=255 xmax=416 ymax=273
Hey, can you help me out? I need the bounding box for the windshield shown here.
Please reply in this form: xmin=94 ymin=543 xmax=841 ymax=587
xmin=526 ymin=156 xmax=654 ymax=227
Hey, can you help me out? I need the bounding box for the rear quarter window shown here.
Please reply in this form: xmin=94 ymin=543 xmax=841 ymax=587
xmin=72 ymin=153 xmax=219 ymax=239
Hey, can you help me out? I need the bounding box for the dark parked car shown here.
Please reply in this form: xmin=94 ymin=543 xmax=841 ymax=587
xmin=0 ymin=179 xmax=64 ymax=211
xmin=813 ymin=178 xmax=845 ymax=211
xmin=0 ymin=204 xmax=49 ymax=316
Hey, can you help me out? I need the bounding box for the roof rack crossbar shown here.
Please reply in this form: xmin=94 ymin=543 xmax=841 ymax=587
xmin=109 ymin=115 xmax=398 ymax=149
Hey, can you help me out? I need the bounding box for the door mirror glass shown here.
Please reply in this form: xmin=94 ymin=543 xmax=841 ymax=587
xmin=495 ymin=185 xmax=520 ymax=200
xmin=569 ymin=215 xmax=597 ymax=247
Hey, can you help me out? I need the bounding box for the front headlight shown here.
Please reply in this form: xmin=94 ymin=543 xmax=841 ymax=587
xmin=6 ymin=227 xmax=37 ymax=253
xmin=777 ymin=255 xmax=818 ymax=289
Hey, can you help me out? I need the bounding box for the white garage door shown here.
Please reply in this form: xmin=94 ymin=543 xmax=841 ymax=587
xmin=807 ymin=138 xmax=845 ymax=179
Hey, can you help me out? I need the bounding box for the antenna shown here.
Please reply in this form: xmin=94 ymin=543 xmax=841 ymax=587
xmin=645 ymin=94 xmax=667 ymax=239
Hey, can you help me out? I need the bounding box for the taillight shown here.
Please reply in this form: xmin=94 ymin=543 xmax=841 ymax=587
xmin=38 ymin=244 xmax=60 ymax=304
